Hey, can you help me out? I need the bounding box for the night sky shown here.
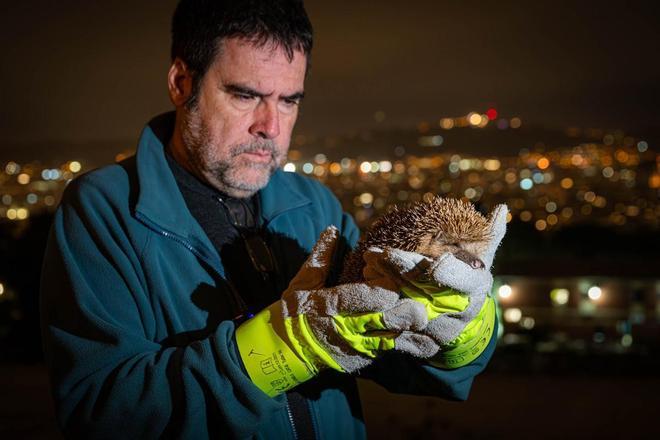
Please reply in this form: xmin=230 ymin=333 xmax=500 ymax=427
xmin=1 ymin=0 xmax=659 ymax=161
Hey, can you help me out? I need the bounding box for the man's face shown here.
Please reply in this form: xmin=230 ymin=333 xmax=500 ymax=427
xmin=180 ymin=38 xmax=307 ymax=198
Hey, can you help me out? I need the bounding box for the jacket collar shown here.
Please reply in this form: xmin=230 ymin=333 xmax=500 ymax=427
xmin=258 ymin=169 xmax=311 ymax=225
xmin=134 ymin=112 xmax=311 ymax=237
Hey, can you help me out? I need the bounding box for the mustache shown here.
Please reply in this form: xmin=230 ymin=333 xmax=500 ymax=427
xmin=230 ymin=140 xmax=279 ymax=158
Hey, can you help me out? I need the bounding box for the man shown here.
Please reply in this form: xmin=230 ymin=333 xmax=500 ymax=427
xmin=40 ymin=1 xmax=502 ymax=438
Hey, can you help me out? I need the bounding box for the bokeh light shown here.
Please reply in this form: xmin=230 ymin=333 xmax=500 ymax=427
xmin=588 ymin=286 xmax=602 ymax=301
xmin=498 ymin=284 xmax=513 ymax=299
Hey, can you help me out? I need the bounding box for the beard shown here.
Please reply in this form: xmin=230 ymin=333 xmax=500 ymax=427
xmin=181 ymin=109 xmax=286 ymax=198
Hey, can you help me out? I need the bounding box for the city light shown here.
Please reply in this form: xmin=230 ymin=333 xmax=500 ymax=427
xmin=379 ymin=161 xmax=393 ymax=173
xmin=520 ymin=316 xmax=535 ymax=330
xmin=0 ymin=282 xmax=4 ymax=296
xmin=588 ymin=286 xmax=602 ymax=301
xmin=5 ymin=162 xmax=19 ymax=175
xmin=560 ymin=178 xmax=574 ymax=189
xmin=621 ymin=334 xmax=633 ymax=347
xmin=16 ymin=208 xmax=29 ymax=220
xmin=484 ymin=159 xmax=501 ymax=171
xmin=69 ymin=161 xmax=82 ymax=173
xmin=504 ymin=308 xmax=522 ymax=323
xmin=498 ymin=284 xmax=513 ymax=299
xmin=535 ymin=219 xmax=547 ymax=231
xmin=439 ymin=118 xmax=454 ymax=129
xmin=550 ymin=288 xmax=570 ymax=305
xmin=17 ymin=173 xmax=30 ymax=185
xmin=468 ymin=113 xmax=483 ymax=126
xmin=419 ymin=135 xmax=444 ymax=147
xmin=464 ymin=188 xmax=477 ymax=199
xmin=283 ymin=163 xmax=296 ymax=172
xmin=359 ymin=193 xmax=374 ymax=205
xmin=649 ymin=174 xmax=660 ymax=189
xmin=477 ymin=115 xmax=489 ymax=128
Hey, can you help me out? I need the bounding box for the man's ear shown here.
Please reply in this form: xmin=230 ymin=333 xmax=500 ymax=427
xmin=167 ymin=58 xmax=194 ymax=107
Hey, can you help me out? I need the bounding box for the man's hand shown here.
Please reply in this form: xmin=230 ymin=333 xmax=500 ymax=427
xmin=362 ymin=204 xmax=508 ymax=368
xmin=236 ymin=226 xmax=437 ymax=397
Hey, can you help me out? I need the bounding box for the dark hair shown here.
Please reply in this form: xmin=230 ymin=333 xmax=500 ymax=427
xmin=171 ymin=0 xmax=313 ymax=108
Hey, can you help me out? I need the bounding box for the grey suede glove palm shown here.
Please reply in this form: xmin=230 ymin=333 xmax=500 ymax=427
xmin=236 ymin=226 xmax=437 ymax=396
xmin=362 ymin=204 xmax=508 ymax=365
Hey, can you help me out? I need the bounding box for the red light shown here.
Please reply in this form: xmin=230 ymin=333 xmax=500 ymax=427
xmin=486 ymin=108 xmax=498 ymax=120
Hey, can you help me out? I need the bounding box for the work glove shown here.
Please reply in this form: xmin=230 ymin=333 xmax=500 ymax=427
xmin=235 ymin=226 xmax=437 ymax=397
xmin=362 ymin=204 xmax=508 ymax=369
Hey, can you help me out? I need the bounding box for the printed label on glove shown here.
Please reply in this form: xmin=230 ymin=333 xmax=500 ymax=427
xmin=236 ymin=302 xmax=315 ymax=397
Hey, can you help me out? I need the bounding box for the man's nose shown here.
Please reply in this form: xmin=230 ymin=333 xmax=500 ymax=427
xmin=250 ymin=101 xmax=280 ymax=139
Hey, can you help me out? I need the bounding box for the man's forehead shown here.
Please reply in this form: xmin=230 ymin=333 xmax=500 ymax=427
xmin=208 ymin=37 xmax=308 ymax=93
xmin=215 ymin=37 xmax=307 ymax=68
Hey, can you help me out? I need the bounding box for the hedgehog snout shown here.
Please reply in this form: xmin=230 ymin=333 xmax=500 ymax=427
xmin=453 ymin=249 xmax=485 ymax=269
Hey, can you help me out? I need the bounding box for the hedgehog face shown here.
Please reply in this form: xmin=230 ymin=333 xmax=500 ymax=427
xmin=416 ymin=231 xmax=489 ymax=269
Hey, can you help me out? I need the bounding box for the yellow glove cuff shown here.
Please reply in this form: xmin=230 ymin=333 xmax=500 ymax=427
xmin=429 ymin=296 xmax=496 ymax=369
xmin=235 ymin=302 xmax=316 ymax=397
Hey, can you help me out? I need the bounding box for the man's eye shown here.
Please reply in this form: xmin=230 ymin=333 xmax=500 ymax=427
xmin=235 ymin=93 xmax=256 ymax=101
xmin=279 ymin=99 xmax=300 ymax=114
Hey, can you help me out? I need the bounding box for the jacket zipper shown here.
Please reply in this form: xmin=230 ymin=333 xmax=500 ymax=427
xmin=286 ymin=401 xmax=298 ymax=440
xmin=136 ymin=213 xmax=249 ymax=319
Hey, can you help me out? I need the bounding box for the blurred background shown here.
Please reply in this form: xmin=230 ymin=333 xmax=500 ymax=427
xmin=1 ymin=0 xmax=659 ymax=438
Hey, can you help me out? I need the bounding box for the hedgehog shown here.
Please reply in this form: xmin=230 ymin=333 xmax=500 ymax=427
xmin=339 ymin=197 xmax=493 ymax=284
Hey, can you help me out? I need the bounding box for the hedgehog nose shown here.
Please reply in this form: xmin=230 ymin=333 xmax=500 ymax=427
xmin=471 ymin=258 xmax=485 ymax=269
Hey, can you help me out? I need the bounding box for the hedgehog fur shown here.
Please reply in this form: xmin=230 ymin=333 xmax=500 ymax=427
xmin=339 ymin=196 xmax=492 ymax=284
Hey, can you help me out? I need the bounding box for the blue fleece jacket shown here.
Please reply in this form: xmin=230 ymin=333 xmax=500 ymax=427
xmin=40 ymin=115 xmax=497 ymax=439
